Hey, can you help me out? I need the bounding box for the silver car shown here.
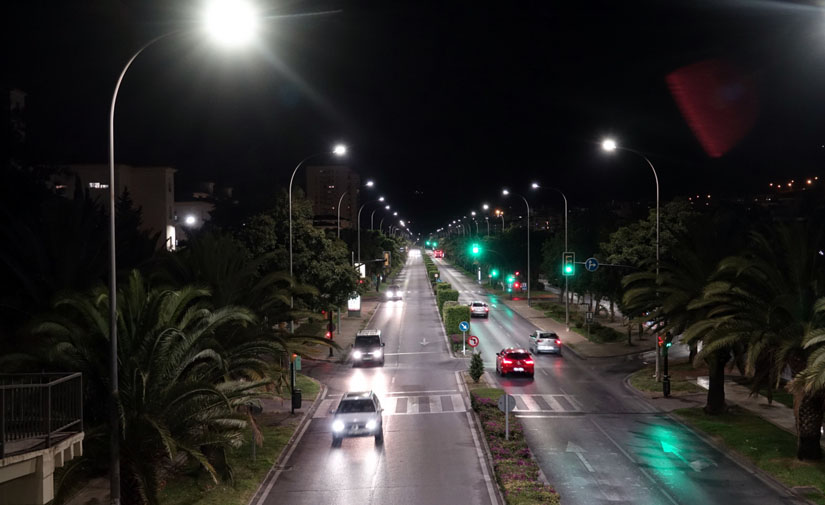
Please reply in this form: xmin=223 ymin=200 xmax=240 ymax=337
xmin=528 ymin=330 xmax=562 ymax=355
xmin=331 ymin=391 xmax=384 ymax=446
xmin=469 ymin=301 xmax=489 ymax=318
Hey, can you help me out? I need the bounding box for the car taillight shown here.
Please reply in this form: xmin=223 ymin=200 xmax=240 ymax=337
xmin=524 ymin=359 xmax=534 ymax=364
xmin=502 ymin=359 xmax=513 ymax=364
xmin=485 ymin=307 xmax=489 ymax=312
xmin=555 ymin=339 xmax=561 ymax=345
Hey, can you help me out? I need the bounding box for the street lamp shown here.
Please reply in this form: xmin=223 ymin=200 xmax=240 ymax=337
xmin=495 ymin=209 xmax=505 ymax=233
xmin=371 ymin=204 xmax=390 ymax=230
xmin=533 ymin=183 xmax=569 ymax=325
xmin=337 ymin=179 xmax=373 ymax=239
xmin=358 ymin=196 xmax=384 ymax=265
xmin=602 ymin=137 xmax=661 ymax=377
xmin=288 ymin=143 xmax=346 ymax=332
xmin=502 ymin=188 xmax=533 ymax=307
xmin=106 ymin=2 xmax=259 ymax=501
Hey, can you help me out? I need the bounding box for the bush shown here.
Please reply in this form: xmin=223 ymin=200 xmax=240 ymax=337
xmin=436 ymin=282 xmax=452 ymax=291
xmin=437 ymin=289 xmax=459 ymax=314
xmin=469 ymin=352 xmax=484 ymax=383
xmin=443 ymin=302 xmax=470 ymax=334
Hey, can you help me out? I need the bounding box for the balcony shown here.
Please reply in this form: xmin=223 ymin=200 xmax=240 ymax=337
xmin=1 ymin=373 xmax=84 ymax=505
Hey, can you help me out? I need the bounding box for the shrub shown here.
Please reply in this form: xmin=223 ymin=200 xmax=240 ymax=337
xmin=436 ymin=282 xmax=452 ymax=291
xmin=469 ymin=352 xmax=484 ymax=383
xmin=437 ymin=289 xmax=459 ymax=315
xmin=443 ymin=301 xmax=469 ymax=333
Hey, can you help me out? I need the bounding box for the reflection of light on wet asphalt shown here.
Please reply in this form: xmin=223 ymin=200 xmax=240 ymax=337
xmin=347 ymin=368 xmax=390 ymax=396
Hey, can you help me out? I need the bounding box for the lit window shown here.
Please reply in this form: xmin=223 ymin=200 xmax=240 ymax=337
xmin=89 ymin=182 xmax=100 ymax=188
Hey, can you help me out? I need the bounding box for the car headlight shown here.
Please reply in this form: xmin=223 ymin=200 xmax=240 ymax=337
xmin=366 ymin=420 xmax=377 ymax=431
xmin=386 ymin=291 xmax=394 ymax=297
xmin=373 ymin=349 xmax=382 ymax=358
xmin=332 ymin=420 xmax=345 ymax=432
xmin=353 ymin=351 xmax=362 ymax=359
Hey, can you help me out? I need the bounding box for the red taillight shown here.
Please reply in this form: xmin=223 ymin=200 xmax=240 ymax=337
xmin=555 ymin=339 xmax=561 ymax=345
xmin=524 ymin=359 xmax=534 ymax=365
xmin=485 ymin=307 xmax=489 ymax=312
xmin=502 ymin=359 xmax=513 ymax=364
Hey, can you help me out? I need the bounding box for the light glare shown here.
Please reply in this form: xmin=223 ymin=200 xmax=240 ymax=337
xmin=333 ymin=144 xmax=347 ymax=156
xmin=602 ymin=138 xmax=617 ymax=151
xmin=205 ymin=0 xmax=258 ymax=48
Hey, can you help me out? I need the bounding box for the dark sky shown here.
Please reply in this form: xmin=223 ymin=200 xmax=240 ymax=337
xmin=9 ymin=0 xmax=825 ymax=233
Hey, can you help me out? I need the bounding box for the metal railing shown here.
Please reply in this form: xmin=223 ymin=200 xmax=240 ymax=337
xmin=1 ymin=373 xmax=83 ymax=458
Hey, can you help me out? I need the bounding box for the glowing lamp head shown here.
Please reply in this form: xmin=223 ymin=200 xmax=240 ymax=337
xmin=378 ymin=196 xmax=385 ymax=202
xmin=531 ymin=182 xmax=539 ymax=189
xmin=502 ymin=189 xmax=510 ymax=196
xmin=184 ymin=215 xmax=197 ymax=226
xmin=333 ymin=144 xmax=347 ymax=156
xmin=601 ymin=138 xmax=618 ymax=152
xmin=365 ymin=180 xmax=374 ymax=187
xmin=204 ymin=0 xmax=258 ymax=48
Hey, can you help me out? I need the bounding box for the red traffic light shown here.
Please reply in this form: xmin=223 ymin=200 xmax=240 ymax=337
xmin=514 ymin=271 xmax=520 ymax=277
xmin=514 ymin=282 xmax=521 ymax=289
xmin=657 ymin=335 xmax=664 ymax=347
xmin=325 ymin=331 xmax=332 ymax=339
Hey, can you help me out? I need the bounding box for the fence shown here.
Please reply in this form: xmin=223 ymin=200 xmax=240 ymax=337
xmin=1 ymin=373 xmax=83 ymax=458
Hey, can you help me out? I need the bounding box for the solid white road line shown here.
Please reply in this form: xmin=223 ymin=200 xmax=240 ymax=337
xmin=456 ymin=370 xmax=501 ymax=505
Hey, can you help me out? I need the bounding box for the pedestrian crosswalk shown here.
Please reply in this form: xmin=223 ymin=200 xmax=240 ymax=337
xmin=314 ymin=393 xmax=582 ymax=419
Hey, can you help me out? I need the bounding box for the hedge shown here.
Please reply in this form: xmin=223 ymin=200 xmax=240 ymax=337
xmin=437 ymin=289 xmax=459 ymax=314
xmin=444 ymin=303 xmax=471 ymax=335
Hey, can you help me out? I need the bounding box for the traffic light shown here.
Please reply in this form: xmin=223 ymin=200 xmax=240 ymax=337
xmin=470 ymin=243 xmax=481 ymax=256
xmin=562 ymin=252 xmax=575 ymax=276
xmin=513 ymin=282 xmax=521 ymax=289
xmin=657 ymin=335 xmax=664 ymax=348
xmin=665 ymin=331 xmax=673 ymax=348
xmin=426 ymin=240 xmax=431 ymax=246
xmin=491 ymin=269 xmax=499 ymax=277
xmin=514 ymin=271 xmax=520 ymax=277
xmin=433 ymin=241 xmax=438 ymax=247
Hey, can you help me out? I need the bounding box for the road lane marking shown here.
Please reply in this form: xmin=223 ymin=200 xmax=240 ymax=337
xmin=385 ymin=389 xmax=458 ymax=395
xmin=455 ymin=370 xmax=501 ymax=505
xmin=313 ymin=400 xmax=335 ymax=418
xmin=566 ymin=442 xmax=595 ymax=472
xmin=384 ymin=351 xmax=443 ymax=356
xmin=519 ymin=394 xmax=542 ymax=412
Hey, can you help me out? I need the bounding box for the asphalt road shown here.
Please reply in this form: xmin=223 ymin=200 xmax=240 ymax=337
xmin=255 ymin=250 xmax=499 ymax=505
xmin=434 ymin=257 xmax=805 ymax=505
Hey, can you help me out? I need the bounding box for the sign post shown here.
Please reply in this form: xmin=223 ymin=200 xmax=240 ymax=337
xmin=459 ymin=321 xmax=470 ymax=355
xmin=497 ymin=394 xmax=516 ymax=440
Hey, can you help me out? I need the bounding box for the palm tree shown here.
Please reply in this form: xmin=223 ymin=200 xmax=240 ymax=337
xmin=623 ymin=214 xmax=747 ymax=414
xmin=34 ymin=270 xmax=277 ymax=504
xmin=688 ymin=223 xmax=825 ymax=460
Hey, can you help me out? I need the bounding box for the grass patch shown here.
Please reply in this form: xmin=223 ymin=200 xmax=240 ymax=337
xmin=674 ymin=406 xmax=825 ymax=504
xmin=730 ymin=377 xmax=794 ymax=409
xmin=276 ymin=373 xmax=320 ymax=402
xmin=629 ymin=362 xmax=706 ymax=395
xmin=160 ymin=421 xmax=298 ymax=505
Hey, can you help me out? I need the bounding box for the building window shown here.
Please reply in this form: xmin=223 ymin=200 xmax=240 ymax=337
xmin=88 ymin=182 xmax=109 ymax=189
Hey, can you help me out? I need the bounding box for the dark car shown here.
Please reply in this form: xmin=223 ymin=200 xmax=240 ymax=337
xmin=386 ymin=284 xmax=402 ymax=301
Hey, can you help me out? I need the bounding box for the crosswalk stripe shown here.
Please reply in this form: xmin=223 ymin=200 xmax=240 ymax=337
xmin=509 ymin=394 xmax=581 ymax=413
xmin=315 ymin=394 xmax=467 ymax=418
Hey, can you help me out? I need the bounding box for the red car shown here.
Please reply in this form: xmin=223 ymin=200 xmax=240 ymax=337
xmin=433 ymin=249 xmax=444 ymax=258
xmin=495 ymin=348 xmax=535 ymax=378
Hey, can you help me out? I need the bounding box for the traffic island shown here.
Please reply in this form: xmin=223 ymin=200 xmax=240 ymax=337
xmin=469 ymin=387 xmax=560 ymax=505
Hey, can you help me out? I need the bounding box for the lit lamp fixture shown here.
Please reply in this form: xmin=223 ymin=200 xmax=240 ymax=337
xmin=184 ymin=215 xmax=197 ymax=226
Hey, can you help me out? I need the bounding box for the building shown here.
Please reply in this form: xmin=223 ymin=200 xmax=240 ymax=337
xmin=52 ymin=164 xmax=176 ymax=250
xmin=305 ymin=165 xmax=360 ymax=232
xmin=173 ymin=181 xmax=236 ymax=244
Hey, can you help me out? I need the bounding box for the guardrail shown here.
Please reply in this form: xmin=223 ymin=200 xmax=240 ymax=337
xmin=1 ymin=373 xmax=83 ymax=458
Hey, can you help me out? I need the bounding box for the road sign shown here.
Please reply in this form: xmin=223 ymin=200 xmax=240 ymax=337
xmin=497 ymin=394 xmax=516 ymax=413
xmin=459 ymin=321 xmax=470 ymax=332
xmin=467 ymin=335 xmax=479 ymax=348
xmin=584 ymin=257 xmax=599 ymax=272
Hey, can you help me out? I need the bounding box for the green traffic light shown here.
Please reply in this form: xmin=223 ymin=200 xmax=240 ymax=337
xmin=471 ymin=243 xmax=480 ymax=255
xmin=433 ymin=242 xmax=438 ymax=247
xmin=564 ymin=264 xmax=574 ymax=275
xmin=491 ymin=269 xmax=499 ymax=277
xmin=426 ymin=240 xmax=431 ymax=246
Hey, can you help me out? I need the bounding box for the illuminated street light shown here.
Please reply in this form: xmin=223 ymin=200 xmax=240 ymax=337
xmin=502 ymin=187 xmax=533 ymax=306
xmin=338 ymin=178 xmax=371 ymax=239
xmin=184 ymin=215 xmax=197 ymax=226
xmin=601 ymin=138 xmax=617 ymax=151
xmin=204 ymin=0 xmax=259 ymax=47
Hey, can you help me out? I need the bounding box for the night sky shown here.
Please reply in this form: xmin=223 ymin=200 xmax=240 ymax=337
xmin=9 ymin=0 xmax=825 ymax=233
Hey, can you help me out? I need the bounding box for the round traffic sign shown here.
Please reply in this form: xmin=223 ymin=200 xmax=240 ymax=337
xmin=459 ymin=321 xmax=470 ymax=332
xmin=584 ymin=257 xmax=599 ymax=272
xmin=467 ymin=335 xmax=479 ymax=348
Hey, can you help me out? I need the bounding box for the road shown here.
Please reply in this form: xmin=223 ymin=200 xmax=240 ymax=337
xmin=255 ymin=250 xmax=499 ymax=505
xmin=434 ymin=257 xmax=804 ymax=505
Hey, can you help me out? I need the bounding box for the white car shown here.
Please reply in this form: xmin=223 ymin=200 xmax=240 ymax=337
xmin=385 ymin=284 xmax=402 ymax=301
xmin=331 ymin=391 xmax=384 ymax=446
xmin=469 ymin=301 xmax=489 ymax=318
xmin=528 ymin=330 xmax=562 ymax=355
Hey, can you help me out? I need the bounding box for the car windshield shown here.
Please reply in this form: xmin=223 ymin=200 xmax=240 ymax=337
xmin=537 ymin=333 xmax=556 ymax=339
xmin=389 ymin=285 xmax=400 ymax=290
xmin=506 ymin=352 xmax=530 ymax=360
xmin=338 ymin=399 xmax=376 ymax=413
xmin=472 ymin=302 xmax=485 ymax=307
xmin=355 ymin=336 xmax=380 ymax=348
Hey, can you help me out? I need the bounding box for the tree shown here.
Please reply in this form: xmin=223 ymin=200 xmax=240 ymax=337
xmin=688 ymin=222 xmax=825 ymax=459
xmin=33 ymin=271 xmax=277 ymax=504
xmin=469 ymin=351 xmax=484 ymax=383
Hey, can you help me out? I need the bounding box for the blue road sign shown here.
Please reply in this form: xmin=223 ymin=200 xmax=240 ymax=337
xmin=459 ymin=321 xmax=470 ymax=332
xmin=585 ymin=257 xmax=599 ymax=272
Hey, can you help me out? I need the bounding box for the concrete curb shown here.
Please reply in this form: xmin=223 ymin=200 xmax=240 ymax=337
xmin=622 ymin=374 xmax=815 ymax=505
xmin=247 ymin=383 xmax=328 ymax=505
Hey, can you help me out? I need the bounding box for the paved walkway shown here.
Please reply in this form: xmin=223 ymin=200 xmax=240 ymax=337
xmin=303 ymin=296 xmax=381 ymax=363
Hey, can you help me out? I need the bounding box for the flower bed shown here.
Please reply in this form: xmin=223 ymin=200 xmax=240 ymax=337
xmin=471 ymin=388 xmax=560 ymax=505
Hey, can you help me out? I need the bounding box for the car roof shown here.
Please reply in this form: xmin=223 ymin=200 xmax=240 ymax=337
xmin=342 ymin=391 xmax=374 ymax=400
xmin=356 ymin=329 xmax=381 ymax=336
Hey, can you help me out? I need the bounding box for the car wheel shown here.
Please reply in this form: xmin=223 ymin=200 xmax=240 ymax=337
xmin=375 ymin=431 xmax=384 ymax=445
xmin=332 ymin=436 xmax=341 ymax=447
xmin=528 ymin=373 xmax=535 ymax=379
xmin=496 ymin=365 xmax=501 ymax=376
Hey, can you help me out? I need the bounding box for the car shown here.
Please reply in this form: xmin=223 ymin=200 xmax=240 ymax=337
xmin=433 ymin=249 xmax=444 ymax=258
xmin=385 ymin=284 xmax=402 ymax=301
xmin=352 ymin=329 xmax=385 ymax=366
xmin=331 ymin=391 xmax=384 ymax=446
xmin=495 ymin=348 xmax=535 ymax=378
xmin=469 ymin=301 xmax=489 ymax=318
xmin=528 ymin=330 xmax=562 ymax=355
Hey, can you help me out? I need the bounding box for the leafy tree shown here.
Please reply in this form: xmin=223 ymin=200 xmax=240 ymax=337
xmin=469 ymin=351 xmax=484 ymax=383
xmin=33 ymin=271 xmax=276 ymax=504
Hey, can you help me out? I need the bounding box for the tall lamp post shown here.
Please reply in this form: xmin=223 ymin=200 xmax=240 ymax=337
xmin=358 ymin=197 xmax=384 ymax=265
xmin=337 ymin=179 xmax=373 ymax=239
xmin=288 ymin=143 xmax=346 ymax=333
xmin=495 ymin=209 xmax=505 ymax=233
xmin=533 ymin=183 xmax=569 ymax=325
xmin=482 ymin=204 xmax=490 ymax=236
xmin=371 ymin=205 xmax=389 ymax=230
xmin=503 ymin=188 xmax=532 ymax=307
xmin=602 ymin=138 xmax=661 ymax=376
xmin=105 ymin=2 xmax=260 ymax=502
